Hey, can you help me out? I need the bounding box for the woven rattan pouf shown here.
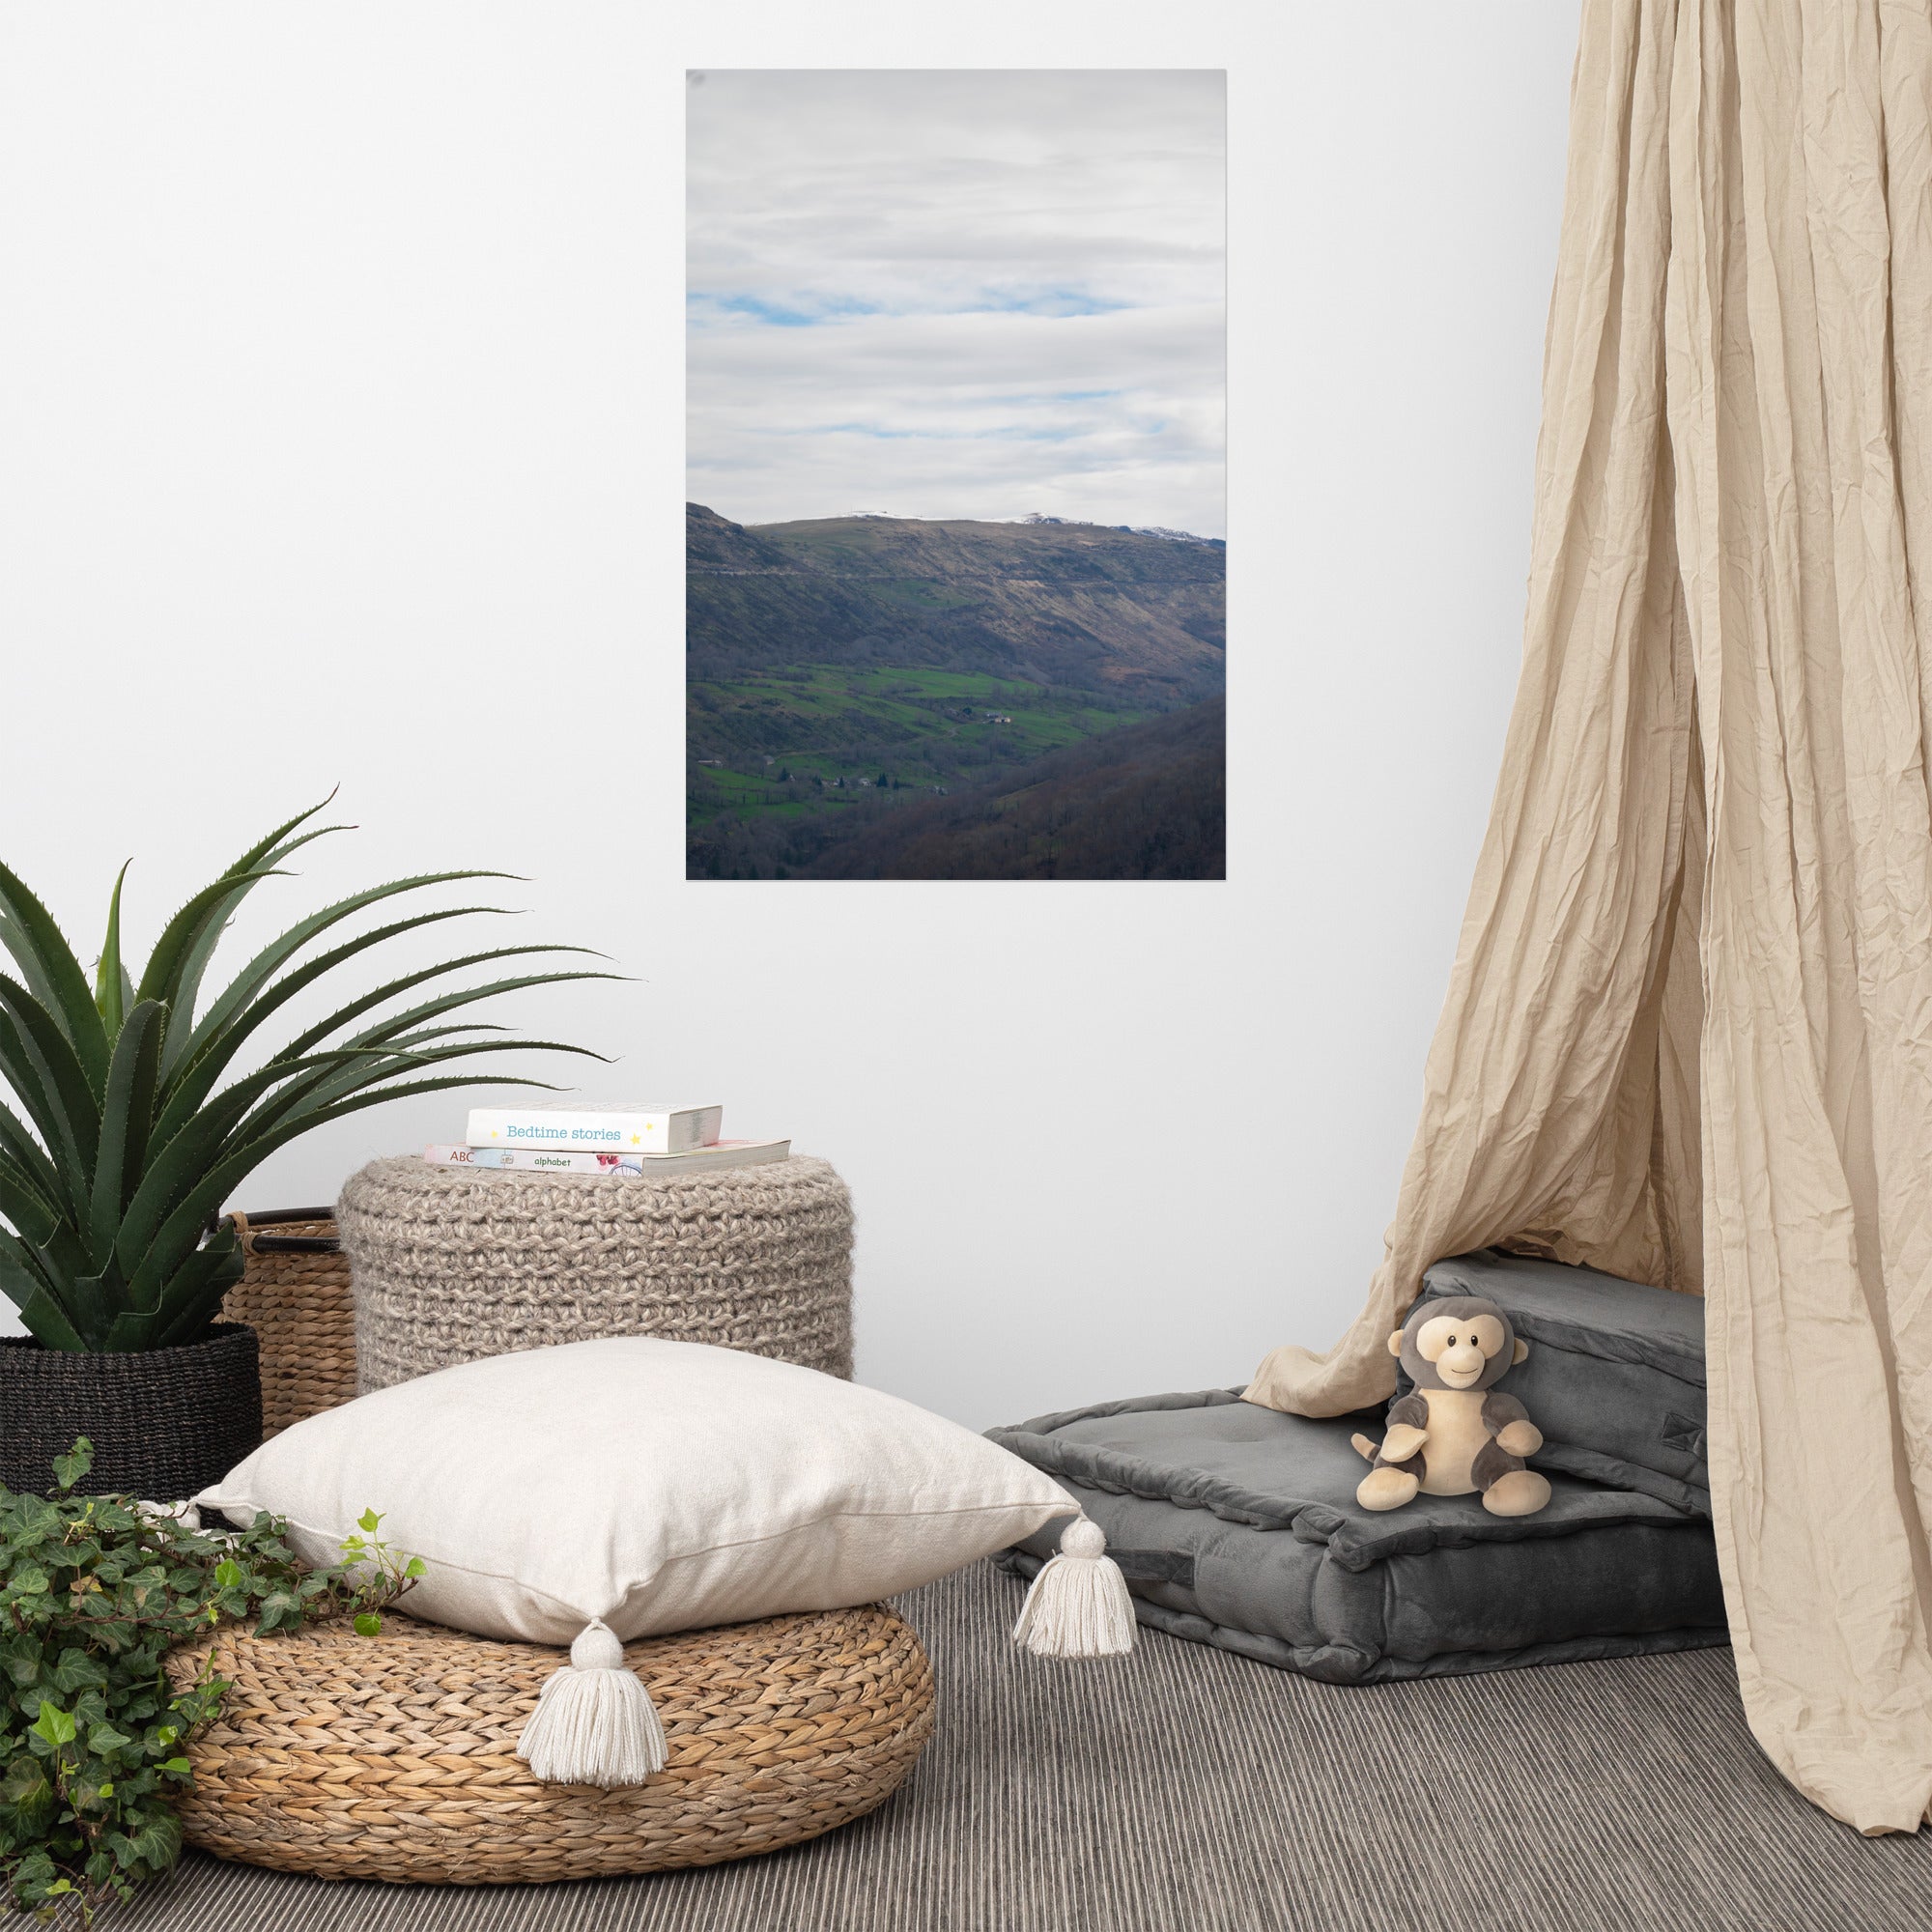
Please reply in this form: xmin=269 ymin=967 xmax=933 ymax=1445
xmin=337 ymin=1154 xmax=854 ymax=1392
xmin=168 ymin=1602 xmax=933 ymax=1884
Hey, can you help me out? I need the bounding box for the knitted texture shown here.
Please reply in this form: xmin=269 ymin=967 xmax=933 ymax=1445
xmin=337 ymin=1155 xmax=854 ymax=1392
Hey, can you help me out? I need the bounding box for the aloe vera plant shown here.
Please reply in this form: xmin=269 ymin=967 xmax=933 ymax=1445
xmin=0 ymin=802 xmax=611 ymax=1352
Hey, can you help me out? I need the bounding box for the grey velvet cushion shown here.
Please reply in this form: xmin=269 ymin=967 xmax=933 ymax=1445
xmin=989 ymin=1390 xmax=1725 ymax=1684
xmin=1421 ymin=1249 xmax=1708 ymax=1515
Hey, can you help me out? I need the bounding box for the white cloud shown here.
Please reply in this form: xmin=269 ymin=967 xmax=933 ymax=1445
xmin=687 ymin=70 xmax=1225 ymax=534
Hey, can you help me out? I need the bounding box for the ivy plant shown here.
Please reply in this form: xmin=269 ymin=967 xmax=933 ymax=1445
xmin=0 ymin=1440 xmax=419 ymax=1923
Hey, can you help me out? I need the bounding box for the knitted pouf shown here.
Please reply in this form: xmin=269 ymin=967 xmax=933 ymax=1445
xmin=167 ymin=1603 xmax=934 ymax=1884
xmin=337 ymin=1155 xmax=854 ymax=1392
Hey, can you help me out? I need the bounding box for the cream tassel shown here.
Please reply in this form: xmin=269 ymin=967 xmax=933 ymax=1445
xmin=1011 ymin=1517 xmax=1136 ymax=1659
xmin=516 ymin=1619 xmax=668 ymax=1785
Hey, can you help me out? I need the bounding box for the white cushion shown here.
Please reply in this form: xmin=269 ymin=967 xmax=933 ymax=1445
xmin=196 ymin=1338 xmax=1077 ymax=1645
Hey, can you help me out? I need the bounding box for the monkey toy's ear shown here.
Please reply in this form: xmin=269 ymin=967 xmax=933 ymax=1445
xmin=1388 ymin=1330 xmax=1406 ymax=1356
xmin=1513 ymin=1339 xmax=1529 ymax=1365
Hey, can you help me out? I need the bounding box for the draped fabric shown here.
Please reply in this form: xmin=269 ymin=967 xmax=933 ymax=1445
xmin=1247 ymin=0 xmax=1932 ymax=1833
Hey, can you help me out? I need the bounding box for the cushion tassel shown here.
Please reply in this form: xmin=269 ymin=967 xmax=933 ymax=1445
xmin=516 ymin=1619 xmax=668 ymax=1785
xmin=1011 ymin=1517 xmax=1135 ymax=1659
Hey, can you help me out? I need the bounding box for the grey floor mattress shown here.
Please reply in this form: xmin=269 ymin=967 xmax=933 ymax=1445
xmin=990 ymin=1390 xmax=1725 ymax=1683
xmin=1421 ymin=1248 xmax=1709 ymax=1514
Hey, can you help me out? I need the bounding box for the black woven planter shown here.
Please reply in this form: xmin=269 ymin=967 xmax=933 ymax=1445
xmin=0 ymin=1323 xmax=263 ymax=1501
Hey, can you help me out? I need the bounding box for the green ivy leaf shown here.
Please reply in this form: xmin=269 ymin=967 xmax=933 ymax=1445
xmin=31 ymin=1701 xmax=76 ymax=1748
xmin=49 ymin=1438 xmax=94 ymax=1493
xmin=49 ymin=1647 xmax=108 ymax=1694
xmin=404 ymin=1556 xmax=426 ymax=1579
xmin=0 ymin=1405 xmax=420 ymax=1918
xmin=0 ymin=1756 xmax=51 ymax=1807
xmin=1 ymin=1642 xmax=43 ymax=1688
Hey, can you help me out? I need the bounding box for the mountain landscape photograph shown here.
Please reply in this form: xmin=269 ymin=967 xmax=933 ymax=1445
xmin=686 ymin=70 xmax=1226 ymax=880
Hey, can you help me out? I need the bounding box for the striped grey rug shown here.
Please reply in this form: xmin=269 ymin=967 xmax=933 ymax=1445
xmin=128 ymin=1561 xmax=1930 ymax=1932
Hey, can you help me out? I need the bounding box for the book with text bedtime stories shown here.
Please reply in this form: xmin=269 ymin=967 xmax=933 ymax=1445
xmin=464 ymin=1104 xmax=724 ymax=1152
xmin=426 ymin=1140 xmax=788 ymax=1177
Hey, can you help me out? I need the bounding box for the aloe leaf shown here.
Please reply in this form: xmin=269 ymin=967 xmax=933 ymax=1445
xmin=99 ymin=1308 xmax=160 ymax=1351
xmin=140 ymin=818 xmax=349 ymax=1056
xmin=176 ymin=874 xmax=520 ymax=1068
xmin=365 ymin=1022 xmax=509 ymax=1053
xmin=0 ymin=1018 xmax=91 ymax=1231
xmin=0 ymin=861 xmax=110 ymax=1094
xmin=0 ymin=1006 xmax=60 ymax=1149
xmin=138 ymin=1239 xmax=247 ymax=1351
xmin=270 ymin=954 xmax=617 ymax=1068
xmin=0 ymin=1008 xmax=60 ymax=1140
xmin=15 ymin=1291 xmax=86 ymax=1352
xmin=0 ymin=1094 xmax=64 ymax=1212
xmin=0 ymin=1153 xmax=61 ymax=1248
xmin=94 ymin=861 xmax=131 ymax=1038
xmin=0 ymin=1182 xmax=60 ymax=1259
xmin=113 ymin=1045 xmax=414 ymax=1278
xmin=0 ymin=1171 xmax=88 ymax=1288
xmin=88 ymin=1001 xmax=165 ymax=1270
xmin=155 ymin=802 xmax=354 ymax=1075
xmin=132 ymin=866 xmax=284 ymax=1010
xmin=120 ymin=1073 xmax=562 ymax=1314
xmin=0 ymin=974 xmax=100 ymax=1193
xmin=153 ymin=981 xmax=458 ymax=1159
xmin=0 ymin=1019 xmax=97 ymax=1233
xmin=157 ymin=908 xmax=542 ymax=1123
xmin=234 ymin=1037 xmax=603 ymax=1149
xmin=0 ymin=1235 xmax=86 ymax=1350
xmin=2 ymin=801 xmax=610 ymax=1352
xmin=61 ymin=1270 xmax=124 ymax=1349
xmin=156 ymin=831 xmax=338 ymax=1076
xmin=191 ymin=961 xmax=614 ymax=1152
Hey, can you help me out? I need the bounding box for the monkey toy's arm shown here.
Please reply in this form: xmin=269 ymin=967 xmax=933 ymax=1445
xmin=1483 ymin=1391 xmax=1543 ymax=1460
xmin=1378 ymin=1392 xmax=1430 ymax=1465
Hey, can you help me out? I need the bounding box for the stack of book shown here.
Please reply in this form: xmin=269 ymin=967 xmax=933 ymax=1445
xmin=424 ymin=1104 xmax=789 ymax=1177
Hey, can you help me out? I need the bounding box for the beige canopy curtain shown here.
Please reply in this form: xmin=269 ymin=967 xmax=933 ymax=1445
xmin=1248 ymin=0 xmax=1932 ymax=1835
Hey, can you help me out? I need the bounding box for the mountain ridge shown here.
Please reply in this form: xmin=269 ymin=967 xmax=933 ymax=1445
xmin=687 ymin=502 xmax=1224 ymax=702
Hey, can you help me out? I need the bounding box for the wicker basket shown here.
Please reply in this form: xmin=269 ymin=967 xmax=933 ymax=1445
xmin=219 ymin=1208 xmax=358 ymax=1437
xmin=168 ymin=1602 xmax=934 ymax=1884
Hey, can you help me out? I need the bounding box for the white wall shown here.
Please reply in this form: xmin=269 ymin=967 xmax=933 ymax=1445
xmin=0 ymin=2 xmax=1579 ymax=1427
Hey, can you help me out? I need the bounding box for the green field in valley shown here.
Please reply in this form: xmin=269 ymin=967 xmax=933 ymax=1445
xmin=687 ymin=666 xmax=1151 ymax=829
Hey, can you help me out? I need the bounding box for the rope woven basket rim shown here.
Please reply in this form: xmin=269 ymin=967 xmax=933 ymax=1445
xmin=229 ymin=1206 xmax=341 ymax=1254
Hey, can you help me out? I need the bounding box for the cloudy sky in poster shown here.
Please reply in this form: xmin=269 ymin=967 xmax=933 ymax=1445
xmin=687 ymin=70 xmax=1225 ymax=536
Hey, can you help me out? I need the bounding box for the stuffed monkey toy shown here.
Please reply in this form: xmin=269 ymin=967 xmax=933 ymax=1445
xmin=1350 ymin=1294 xmax=1551 ymax=1517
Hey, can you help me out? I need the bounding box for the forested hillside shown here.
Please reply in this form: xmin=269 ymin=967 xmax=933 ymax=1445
xmin=807 ymin=697 xmax=1225 ymax=880
xmin=687 ymin=504 xmax=1225 ymax=879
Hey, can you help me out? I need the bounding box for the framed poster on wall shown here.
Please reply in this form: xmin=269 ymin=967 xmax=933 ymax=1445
xmin=685 ymin=69 xmax=1226 ymax=881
